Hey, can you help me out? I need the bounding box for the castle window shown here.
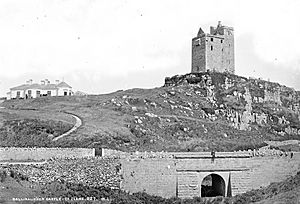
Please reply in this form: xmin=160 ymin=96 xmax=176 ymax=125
xmin=211 ymin=38 xmax=213 ymax=42
xmin=221 ymin=40 xmax=223 ymax=43
xmin=211 ymin=46 xmax=213 ymax=51
xmin=222 ymin=48 xmax=224 ymax=52
xmin=229 ymin=44 xmax=230 ymax=47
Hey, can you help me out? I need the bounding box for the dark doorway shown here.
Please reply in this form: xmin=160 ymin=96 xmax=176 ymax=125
xmin=201 ymin=174 xmax=225 ymax=197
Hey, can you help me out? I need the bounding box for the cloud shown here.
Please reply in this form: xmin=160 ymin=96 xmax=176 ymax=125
xmin=0 ymin=0 xmax=300 ymax=97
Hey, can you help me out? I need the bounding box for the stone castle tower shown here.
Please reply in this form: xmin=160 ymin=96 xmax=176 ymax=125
xmin=191 ymin=21 xmax=235 ymax=74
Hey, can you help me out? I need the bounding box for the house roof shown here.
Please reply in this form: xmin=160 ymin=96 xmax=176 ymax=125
xmin=10 ymin=84 xmax=32 ymax=91
xmin=57 ymin=81 xmax=72 ymax=88
xmin=10 ymin=81 xmax=72 ymax=91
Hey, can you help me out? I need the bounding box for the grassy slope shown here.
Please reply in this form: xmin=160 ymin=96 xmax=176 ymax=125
xmin=0 ymin=108 xmax=74 ymax=147
xmin=0 ymin=170 xmax=43 ymax=204
xmin=232 ymin=171 xmax=300 ymax=204
xmin=1 ymin=72 xmax=299 ymax=151
xmin=0 ymin=177 xmax=40 ymax=200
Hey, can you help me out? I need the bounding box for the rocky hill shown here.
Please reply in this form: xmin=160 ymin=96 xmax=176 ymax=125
xmin=1 ymin=72 xmax=300 ymax=152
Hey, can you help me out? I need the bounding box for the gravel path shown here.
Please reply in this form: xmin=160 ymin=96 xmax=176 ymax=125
xmin=52 ymin=113 xmax=82 ymax=141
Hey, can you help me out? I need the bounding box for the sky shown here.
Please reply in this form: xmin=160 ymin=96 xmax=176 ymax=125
xmin=0 ymin=0 xmax=300 ymax=97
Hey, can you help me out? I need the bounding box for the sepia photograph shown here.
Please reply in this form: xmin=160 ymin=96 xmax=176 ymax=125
xmin=0 ymin=0 xmax=300 ymax=203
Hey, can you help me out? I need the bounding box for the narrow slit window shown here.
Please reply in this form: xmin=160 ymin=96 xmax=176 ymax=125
xmin=211 ymin=38 xmax=213 ymax=42
xmin=211 ymin=46 xmax=213 ymax=51
xmin=221 ymin=40 xmax=223 ymax=43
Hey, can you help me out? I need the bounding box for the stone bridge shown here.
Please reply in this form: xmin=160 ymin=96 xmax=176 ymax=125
xmin=121 ymin=151 xmax=300 ymax=198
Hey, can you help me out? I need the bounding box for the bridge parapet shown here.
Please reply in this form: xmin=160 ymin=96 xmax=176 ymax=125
xmin=172 ymin=151 xmax=251 ymax=159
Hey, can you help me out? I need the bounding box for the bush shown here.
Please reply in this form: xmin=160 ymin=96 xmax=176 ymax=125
xmin=0 ymin=170 xmax=7 ymax=182
xmin=0 ymin=119 xmax=73 ymax=147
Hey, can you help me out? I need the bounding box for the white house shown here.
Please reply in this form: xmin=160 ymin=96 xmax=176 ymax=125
xmin=7 ymin=79 xmax=73 ymax=100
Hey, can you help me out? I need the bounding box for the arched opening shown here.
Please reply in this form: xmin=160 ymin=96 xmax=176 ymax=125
xmin=201 ymin=174 xmax=225 ymax=197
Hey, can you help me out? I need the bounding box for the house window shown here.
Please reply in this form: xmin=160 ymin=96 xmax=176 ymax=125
xmin=64 ymin=91 xmax=67 ymax=96
xmin=28 ymin=90 xmax=32 ymax=98
xmin=211 ymin=46 xmax=213 ymax=51
xmin=16 ymin=91 xmax=20 ymax=98
xmin=36 ymin=90 xmax=40 ymax=97
xmin=195 ymin=39 xmax=201 ymax=46
xmin=47 ymin=91 xmax=51 ymax=96
xmin=211 ymin=38 xmax=213 ymax=42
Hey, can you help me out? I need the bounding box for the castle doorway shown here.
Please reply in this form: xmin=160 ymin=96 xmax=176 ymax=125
xmin=201 ymin=174 xmax=225 ymax=197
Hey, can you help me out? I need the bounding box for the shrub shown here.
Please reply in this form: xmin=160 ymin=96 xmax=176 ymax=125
xmin=0 ymin=170 xmax=7 ymax=182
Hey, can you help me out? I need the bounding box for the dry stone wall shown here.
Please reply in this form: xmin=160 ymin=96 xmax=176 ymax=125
xmin=0 ymin=147 xmax=95 ymax=161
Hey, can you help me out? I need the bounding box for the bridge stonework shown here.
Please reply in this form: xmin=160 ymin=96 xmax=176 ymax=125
xmin=121 ymin=152 xmax=300 ymax=198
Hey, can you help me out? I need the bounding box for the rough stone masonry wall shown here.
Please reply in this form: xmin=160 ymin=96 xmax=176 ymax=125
xmin=0 ymin=147 xmax=95 ymax=161
xmin=175 ymin=154 xmax=251 ymax=197
xmin=249 ymin=153 xmax=300 ymax=190
xmin=121 ymin=152 xmax=300 ymax=198
xmin=206 ymin=36 xmax=225 ymax=73
xmin=222 ymin=34 xmax=234 ymax=74
xmin=121 ymin=152 xmax=251 ymax=198
xmin=191 ymin=36 xmax=206 ymax=73
xmin=121 ymin=158 xmax=177 ymax=198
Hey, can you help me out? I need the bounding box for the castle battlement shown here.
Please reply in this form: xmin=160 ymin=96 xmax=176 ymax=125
xmin=192 ymin=21 xmax=235 ymax=74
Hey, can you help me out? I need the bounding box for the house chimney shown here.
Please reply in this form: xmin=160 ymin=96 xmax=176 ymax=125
xmin=26 ymin=79 xmax=33 ymax=85
xmin=45 ymin=79 xmax=50 ymax=84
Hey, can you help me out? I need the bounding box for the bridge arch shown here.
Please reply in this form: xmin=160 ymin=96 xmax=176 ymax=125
xmin=199 ymin=172 xmax=231 ymax=197
xmin=201 ymin=174 xmax=225 ymax=197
